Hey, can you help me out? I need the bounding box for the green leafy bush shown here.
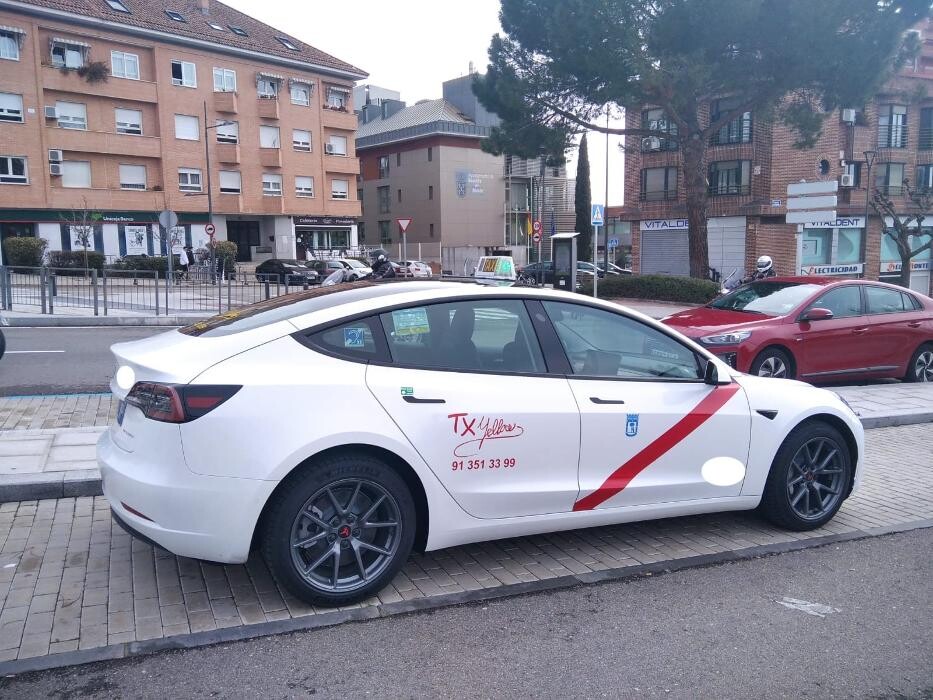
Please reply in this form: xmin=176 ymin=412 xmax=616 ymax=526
xmin=108 ymin=255 xmax=180 ymax=278
xmin=2 ymin=237 xmax=48 ymax=271
xmin=581 ymin=274 xmax=719 ymax=304
xmin=213 ymin=240 xmax=237 ymax=276
xmin=48 ymin=250 xmax=105 ymax=274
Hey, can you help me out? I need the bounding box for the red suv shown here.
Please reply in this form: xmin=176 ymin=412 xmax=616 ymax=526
xmin=663 ymin=277 xmax=933 ymax=383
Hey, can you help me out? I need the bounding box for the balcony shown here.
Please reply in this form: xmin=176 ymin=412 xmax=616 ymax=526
xmin=215 ymin=143 xmax=240 ymax=164
xmin=639 ymin=189 xmax=678 ymax=202
xmin=260 ymin=149 xmax=281 ymax=168
xmin=42 ymin=65 xmax=158 ymax=103
xmin=708 ymin=183 xmax=751 ymax=197
xmin=877 ymin=125 xmax=908 ymax=149
xmin=919 ymin=128 xmax=933 ymax=151
xmin=213 ymin=91 xmax=238 ymax=114
xmin=324 ymin=154 xmax=360 ymax=175
xmin=876 ymin=184 xmax=905 ymax=197
xmin=47 ymin=127 xmax=162 ymax=159
xmin=321 ymin=107 xmax=358 ymax=130
xmin=709 ymin=118 xmax=753 ymax=146
xmin=257 ymin=98 xmax=279 ymax=120
xmin=261 ymin=196 xmax=284 ymax=214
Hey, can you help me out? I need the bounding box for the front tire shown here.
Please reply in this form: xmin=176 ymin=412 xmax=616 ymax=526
xmin=750 ymin=347 xmax=794 ymax=379
xmin=261 ymin=452 xmax=416 ymax=607
xmin=758 ymin=422 xmax=852 ymax=531
xmin=904 ymin=343 xmax=933 ymax=383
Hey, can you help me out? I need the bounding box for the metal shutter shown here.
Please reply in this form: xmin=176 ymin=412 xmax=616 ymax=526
xmin=707 ymin=216 xmax=747 ymax=280
xmin=640 ymin=230 xmax=689 ymax=275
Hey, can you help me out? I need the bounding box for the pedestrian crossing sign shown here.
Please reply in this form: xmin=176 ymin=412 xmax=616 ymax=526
xmin=591 ymin=204 xmax=605 ymax=227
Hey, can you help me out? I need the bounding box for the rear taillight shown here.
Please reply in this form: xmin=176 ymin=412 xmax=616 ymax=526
xmin=126 ymin=383 xmax=241 ymax=423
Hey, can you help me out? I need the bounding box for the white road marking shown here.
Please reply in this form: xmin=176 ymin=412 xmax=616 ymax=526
xmin=5 ymin=350 xmax=66 ymax=354
xmin=777 ymin=597 xmax=840 ymax=617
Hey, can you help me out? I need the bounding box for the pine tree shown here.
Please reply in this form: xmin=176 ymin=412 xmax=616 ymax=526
xmin=574 ymin=134 xmax=592 ymax=263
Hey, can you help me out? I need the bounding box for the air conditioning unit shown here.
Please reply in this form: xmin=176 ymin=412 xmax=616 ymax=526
xmin=324 ymin=143 xmax=336 ymax=154
xmin=840 ymin=164 xmax=856 ymax=187
xmin=48 ymin=149 xmax=63 ymax=162
xmin=49 ymin=163 xmax=63 ymax=176
xmin=642 ymin=136 xmax=661 ymax=151
xmin=44 ymin=106 xmax=58 ymax=120
xmin=841 ymin=108 xmax=857 ymax=124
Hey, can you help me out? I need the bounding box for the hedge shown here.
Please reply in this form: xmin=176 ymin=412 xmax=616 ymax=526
xmin=108 ymin=255 xmax=179 ymax=278
xmin=2 ymin=237 xmax=48 ymax=271
xmin=580 ymin=274 xmax=719 ymax=304
xmin=48 ymin=250 xmax=106 ymax=274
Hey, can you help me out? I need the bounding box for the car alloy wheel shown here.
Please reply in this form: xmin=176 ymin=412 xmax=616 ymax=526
xmin=751 ymin=348 xmax=794 ymax=380
xmin=290 ymin=479 xmax=401 ymax=594
xmin=913 ymin=349 xmax=933 ymax=382
xmin=757 ymin=356 xmax=786 ymax=378
xmin=785 ymin=437 xmax=846 ymax=522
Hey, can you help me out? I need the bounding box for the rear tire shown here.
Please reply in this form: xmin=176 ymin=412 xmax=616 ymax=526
xmin=261 ymin=452 xmax=416 ymax=607
xmin=758 ymin=421 xmax=852 ymax=531
xmin=750 ymin=347 xmax=794 ymax=380
xmin=0 ymin=329 xmax=5 ymax=360
xmin=904 ymin=343 xmax=933 ymax=383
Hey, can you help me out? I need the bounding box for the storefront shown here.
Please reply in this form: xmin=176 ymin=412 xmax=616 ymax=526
xmin=798 ymin=217 xmax=865 ymax=277
xmin=639 ymin=216 xmax=745 ymax=278
xmin=880 ymin=218 xmax=931 ymax=293
xmin=294 ymin=216 xmax=358 ymax=260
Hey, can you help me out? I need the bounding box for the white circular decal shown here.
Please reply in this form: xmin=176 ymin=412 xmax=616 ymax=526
xmin=701 ymin=457 xmax=747 ymax=487
xmin=115 ymin=365 xmax=136 ymax=391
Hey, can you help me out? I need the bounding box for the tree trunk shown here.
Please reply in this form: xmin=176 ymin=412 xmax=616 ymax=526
xmin=896 ymin=234 xmax=912 ymax=288
xmin=682 ymin=137 xmax=710 ymax=279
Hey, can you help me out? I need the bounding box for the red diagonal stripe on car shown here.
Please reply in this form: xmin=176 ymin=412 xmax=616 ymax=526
xmin=572 ymin=383 xmax=742 ymax=512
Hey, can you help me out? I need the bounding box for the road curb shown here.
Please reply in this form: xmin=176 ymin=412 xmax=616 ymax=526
xmin=5 ymin=315 xmax=204 ymax=327
xmin=2 ymin=517 xmax=931 ymax=677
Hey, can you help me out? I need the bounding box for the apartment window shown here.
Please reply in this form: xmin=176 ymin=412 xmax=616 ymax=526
xmin=174 ymin=114 xmax=199 ymax=141
xmin=397 ymin=188 xmax=402 ymax=203
xmin=0 ymin=93 xmax=24 ymax=123
xmin=216 ymin=120 xmax=238 ymax=144
xmin=378 ymin=155 xmax=390 ymax=178
xmin=111 ymin=51 xmax=140 ymax=80
xmin=327 ymin=135 xmax=348 ymax=156
xmin=332 ymin=179 xmax=349 ymax=200
xmin=257 ymin=77 xmax=279 ymax=99
xmin=259 ymin=125 xmax=281 ymax=149
xmin=292 ymin=129 xmax=311 ymax=151
xmin=178 ymin=168 xmax=202 ymax=192
xmin=229 ymin=25 xmax=248 ymax=37
xmin=878 ymin=104 xmax=907 ymax=148
xmin=917 ymin=164 xmax=933 ymax=192
xmin=213 ymin=68 xmax=236 ymax=93
xmin=710 ymin=97 xmax=752 ymax=145
xmin=290 ymin=84 xmax=310 ymax=106
xmin=430 ymin=223 xmax=435 ymax=237
xmin=378 ymin=220 xmax=391 ymax=245
xmin=219 ymin=170 xmax=241 ymax=194
xmin=262 ymin=173 xmax=283 ymax=196
xmin=165 ymin=10 xmax=186 ymax=22
xmin=61 ymin=161 xmax=91 ymax=188
xmin=377 ymin=185 xmax=390 ymax=214
xmin=708 ymin=160 xmax=751 ymax=196
xmin=641 ymin=107 xmax=678 ymax=151
xmin=115 ymin=108 xmax=142 ymax=135
xmin=276 ymin=37 xmax=298 ymax=51
xmin=55 ymin=101 xmax=87 ymax=130
xmin=171 ymin=60 xmax=196 ymax=88
xmin=640 ymin=167 xmax=678 ymax=201
xmin=0 ymin=28 xmax=23 ymax=61
xmin=920 ymin=108 xmax=933 ymax=150
xmin=207 ymin=22 xmax=224 ymax=31
xmin=427 ymin=147 xmax=433 ymax=162
xmin=876 ymin=162 xmax=905 ymax=196
xmin=119 ymin=164 xmax=146 ymax=190
xmin=396 ymin=152 xmax=401 ymax=167
xmin=325 ymin=86 xmax=348 ymax=110
xmin=105 ymin=0 xmax=130 ymax=12
xmin=51 ymin=40 xmax=88 ymax=69
xmin=295 ymin=176 xmax=314 ymax=197
xmin=0 ymin=156 xmax=27 ymax=184
xmin=428 ymin=185 xmax=433 ymax=200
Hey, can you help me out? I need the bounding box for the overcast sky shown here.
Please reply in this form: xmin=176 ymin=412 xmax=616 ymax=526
xmin=225 ymin=0 xmax=625 ymax=206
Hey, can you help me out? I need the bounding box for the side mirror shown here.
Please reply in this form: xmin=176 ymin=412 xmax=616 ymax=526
xmin=704 ymin=359 xmax=720 ymax=385
xmin=800 ymin=307 xmax=834 ymax=322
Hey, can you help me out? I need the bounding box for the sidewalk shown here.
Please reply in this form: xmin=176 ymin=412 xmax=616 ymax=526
xmin=0 ymin=424 xmax=928 ymax=674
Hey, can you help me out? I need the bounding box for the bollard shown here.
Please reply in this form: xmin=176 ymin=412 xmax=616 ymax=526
xmin=102 ymin=270 xmax=108 ymax=316
xmin=40 ymin=268 xmax=47 ymax=314
xmin=47 ymin=273 xmax=54 ymax=314
xmin=154 ymin=273 xmax=160 ymax=316
xmin=264 ymin=280 xmax=270 ymax=300
xmin=226 ymin=274 xmax=231 ymax=311
xmin=91 ymin=269 xmax=99 ymax=316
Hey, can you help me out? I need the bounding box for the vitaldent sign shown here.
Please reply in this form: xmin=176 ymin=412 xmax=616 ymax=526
xmin=641 ymin=219 xmax=689 ymax=231
xmin=803 ymin=217 xmax=865 ymax=229
xmin=801 ymin=263 xmax=864 ymax=275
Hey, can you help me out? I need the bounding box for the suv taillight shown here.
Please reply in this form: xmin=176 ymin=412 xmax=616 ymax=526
xmin=126 ymin=383 xmax=241 ymax=423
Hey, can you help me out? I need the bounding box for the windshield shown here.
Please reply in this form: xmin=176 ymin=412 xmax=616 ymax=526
xmin=709 ymin=282 xmax=820 ymax=316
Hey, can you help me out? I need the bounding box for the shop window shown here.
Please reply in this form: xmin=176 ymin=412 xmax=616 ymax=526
xmin=836 ymin=228 xmax=863 ymax=265
xmin=801 ymin=229 xmax=832 ymax=266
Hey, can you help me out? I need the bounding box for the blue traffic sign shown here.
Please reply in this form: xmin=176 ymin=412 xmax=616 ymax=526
xmin=591 ymin=204 xmax=605 ymax=227
xmin=608 ymin=237 xmax=620 ymax=248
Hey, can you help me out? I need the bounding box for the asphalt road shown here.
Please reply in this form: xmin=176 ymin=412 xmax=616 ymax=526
xmin=3 ymin=528 xmax=930 ymax=699
xmin=0 ymin=327 xmax=171 ymax=396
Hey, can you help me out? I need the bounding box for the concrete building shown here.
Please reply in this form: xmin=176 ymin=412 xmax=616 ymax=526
xmin=618 ymin=17 xmax=933 ymax=294
xmin=0 ymin=0 xmax=365 ymax=266
xmin=355 ymin=74 xmax=575 ymax=274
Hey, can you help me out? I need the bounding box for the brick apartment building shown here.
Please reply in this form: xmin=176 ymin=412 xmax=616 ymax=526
xmin=0 ymin=0 xmax=364 ymax=266
xmin=354 ymin=74 xmax=576 ymax=275
xmin=618 ymin=17 xmax=933 ymax=295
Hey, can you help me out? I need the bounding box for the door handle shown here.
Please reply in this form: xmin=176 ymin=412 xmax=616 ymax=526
xmin=908 ymin=321 xmax=921 ymax=328
xmin=852 ymin=327 xmax=869 ymax=335
xmin=402 ymin=395 xmax=445 ymax=404
xmin=590 ymin=397 xmax=626 ymax=405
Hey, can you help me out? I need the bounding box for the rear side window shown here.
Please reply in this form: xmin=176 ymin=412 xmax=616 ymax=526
xmin=379 ymin=299 xmax=545 ymax=374
xmin=307 ymin=317 xmax=385 ymax=361
xmin=807 ymin=286 xmax=862 ymax=319
xmin=865 ymin=285 xmax=910 ymax=314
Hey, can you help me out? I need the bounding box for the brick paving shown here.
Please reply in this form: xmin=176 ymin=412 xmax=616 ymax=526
xmin=0 ymin=424 xmax=928 ymax=667
xmin=0 ymin=394 xmax=117 ymax=432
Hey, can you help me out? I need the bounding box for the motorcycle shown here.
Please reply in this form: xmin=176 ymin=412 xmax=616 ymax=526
xmin=719 ymin=268 xmax=743 ymax=296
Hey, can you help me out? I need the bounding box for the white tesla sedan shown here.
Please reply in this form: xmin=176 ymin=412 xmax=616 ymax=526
xmin=100 ymin=281 xmax=864 ymax=606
